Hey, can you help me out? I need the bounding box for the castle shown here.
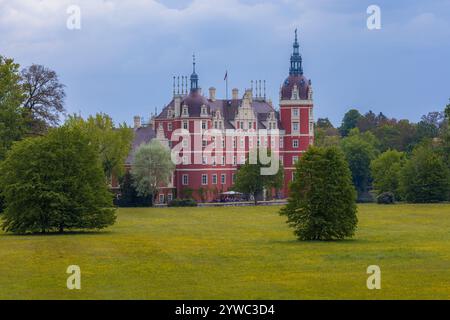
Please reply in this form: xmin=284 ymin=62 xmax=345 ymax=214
xmin=122 ymin=30 xmax=314 ymax=203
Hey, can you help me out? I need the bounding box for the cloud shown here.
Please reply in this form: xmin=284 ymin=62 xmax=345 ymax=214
xmin=1 ymin=0 xmax=449 ymax=125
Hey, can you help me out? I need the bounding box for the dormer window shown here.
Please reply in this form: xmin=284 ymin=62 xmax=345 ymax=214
xmin=167 ymin=109 xmax=173 ymax=118
xmin=291 ymin=85 xmax=299 ymax=100
xmin=182 ymin=105 xmax=189 ymax=116
xmin=201 ymin=105 xmax=208 ymax=116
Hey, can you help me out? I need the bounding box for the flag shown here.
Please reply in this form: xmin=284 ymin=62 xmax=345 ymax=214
xmin=224 ymin=71 xmax=228 ymax=81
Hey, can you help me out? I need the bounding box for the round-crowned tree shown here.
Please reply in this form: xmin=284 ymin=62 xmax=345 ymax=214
xmin=280 ymin=146 xmax=357 ymax=241
xmin=400 ymin=144 xmax=449 ymax=203
xmin=0 ymin=127 xmax=116 ymax=234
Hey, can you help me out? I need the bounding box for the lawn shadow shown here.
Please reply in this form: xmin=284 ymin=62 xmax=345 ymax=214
xmin=269 ymin=238 xmax=373 ymax=246
xmin=0 ymin=230 xmax=114 ymax=237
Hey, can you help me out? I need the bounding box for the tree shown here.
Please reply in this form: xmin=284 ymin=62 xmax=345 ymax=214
xmin=131 ymin=139 xmax=175 ymax=204
xmin=340 ymin=128 xmax=378 ymax=198
xmin=339 ymin=109 xmax=362 ymax=136
xmin=316 ymin=118 xmax=334 ymax=129
xmin=440 ymin=101 xmax=450 ymax=168
xmin=400 ymin=144 xmax=450 ymax=203
xmin=65 ymin=113 xmax=133 ymax=182
xmin=115 ymin=172 xmax=152 ymax=207
xmin=415 ymin=120 xmax=439 ymax=142
xmin=315 ymin=118 xmax=340 ymax=148
xmin=21 ymin=64 xmax=66 ymax=133
xmin=234 ymin=149 xmax=284 ymax=205
xmin=0 ymin=127 xmax=116 ymax=234
xmin=0 ymin=56 xmax=26 ymax=160
xmin=280 ymin=147 xmax=357 ymax=241
xmin=356 ymin=110 xmax=378 ymax=132
xmin=370 ymin=150 xmax=405 ymax=199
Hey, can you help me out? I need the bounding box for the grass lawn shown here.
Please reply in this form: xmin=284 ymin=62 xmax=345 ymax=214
xmin=0 ymin=203 xmax=449 ymax=300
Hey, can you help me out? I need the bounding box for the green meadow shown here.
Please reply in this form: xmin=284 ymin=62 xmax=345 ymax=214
xmin=0 ymin=204 xmax=449 ymax=300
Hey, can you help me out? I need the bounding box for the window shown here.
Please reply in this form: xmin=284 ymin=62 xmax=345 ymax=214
xmin=221 ymin=174 xmax=226 ymax=185
xmin=293 ymin=156 xmax=299 ymax=164
xmin=168 ymin=110 xmax=173 ymax=118
xmin=240 ymin=121 xmax=244 ymax=129
xmin=240 ymin=137 xmax=245 ymax=148
xmin=202 ymin=121 xmax=207 ymax=130
xmin=214 ymin=121 xmax=218 ymax=129
xmin=183 ymin=121 xmax=188 ymax=130
xmin=182 ymin=106 xmax=188 ymax=116
xmin=182 ymin=139 xmax=188 ymax=148
xmin=233 ymin=156 xmax=237 ymax=165
xmin=167 ymin=122 xmax=172 ymax=131
xmin=309 ymin=122 xmax=314 ymax=133
xmin=201 ymin=106 xmax=207 ymax=115
xmin=280 ymin=137 xmax=284 ymax=148
xmin=292 ymin=172 xmax=295 ymax=181
xmin=159 ymin=194 xmax=165 ymax=203
xmin=202 ymin=140 xmax=207 ymax=147
xmin=293 ymin=139 xmax=299 ymax=148
xmin=202 ymin=156 xmax=208 ymax=165
xmin=292 ymin=122 xmax=299 ymax=132
xmin=248 ymin=122 xmax=252 ymax=130
xmin=222 ymin=139 xmax=225 ymax=148
xmin=232 ymin=173 xmax=236 ymax=183
xmin=182 ymin=174 xmax=189 ymax=185
xmin=233 ymin=138 xmax=237 ymax=148
xmin=212 ymin=174 xmax=217 ymax=184
xmin=222 ymin=156 xmax=226 ymax=165
xmin=167 ymin=194 xmax=173 ymax=202
xmin=292 ymin=108 xmax=299 ymax=117
xmin=212 ymin=156 xmax=216 ymax=166
xmin=202 ymin=174 xmax=208 ymax=185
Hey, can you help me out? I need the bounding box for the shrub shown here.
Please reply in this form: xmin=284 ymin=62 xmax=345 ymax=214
xmin=377 ymin=192 xmax=395 ymax=204
xmin=168 ymin=198 xmax=198 ymax=207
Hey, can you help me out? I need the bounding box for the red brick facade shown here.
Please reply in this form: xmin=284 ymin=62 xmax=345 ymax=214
xmin=124 ymin=31 xmax=314 ymax=203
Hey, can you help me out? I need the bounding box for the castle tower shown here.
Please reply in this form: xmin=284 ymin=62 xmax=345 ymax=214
xmin=279 ymin=29 xmax=314 ymax=195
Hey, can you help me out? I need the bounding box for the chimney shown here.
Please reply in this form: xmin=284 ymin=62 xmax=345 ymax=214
xmin=174 ymin=96 xmax=181 ymax=117
xmin=209 ymin=87 xmax=216 ymax=101
xmin=133 ymin=116 xmax=141 ymax=129
xmin=232 ymin=88 xmax=239 ymax=100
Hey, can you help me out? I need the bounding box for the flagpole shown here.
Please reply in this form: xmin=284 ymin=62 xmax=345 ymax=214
xmin=225 ymin=70 xmax=228 ymax=100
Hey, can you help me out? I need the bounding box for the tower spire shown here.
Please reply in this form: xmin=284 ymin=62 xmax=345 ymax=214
xmin=289 ymin=28 xmax=303 ymax=75
xmin=190 ymin=53 xmax=199 ymax=92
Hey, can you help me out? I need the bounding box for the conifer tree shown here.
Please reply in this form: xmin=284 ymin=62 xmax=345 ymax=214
xmin=280 ymin=146 xmax=357 ymax=240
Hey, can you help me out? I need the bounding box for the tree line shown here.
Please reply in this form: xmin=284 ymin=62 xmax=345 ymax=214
xmin=0 ymin=55 xmax=133 ymax=233
xmin=315 ymin=107 xmax=450 ymax=203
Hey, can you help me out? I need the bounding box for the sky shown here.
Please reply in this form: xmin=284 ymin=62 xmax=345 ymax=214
xmin=1 ymin=0 xmax=449 ymax=127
